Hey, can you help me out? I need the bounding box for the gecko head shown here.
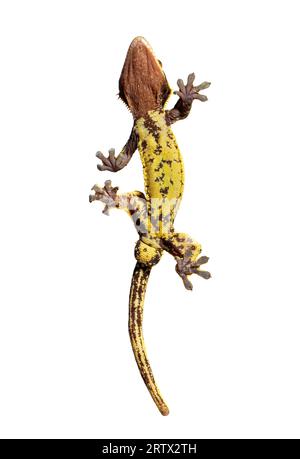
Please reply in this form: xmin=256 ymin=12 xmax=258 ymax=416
xmin=118 ymin=36 xmax=171 ymax=119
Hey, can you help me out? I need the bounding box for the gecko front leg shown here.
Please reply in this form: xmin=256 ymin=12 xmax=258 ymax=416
xmin=96 ymin=127 xmax=138 ymax=172
xmin=166 ymin=73 xmax=210 ymax=124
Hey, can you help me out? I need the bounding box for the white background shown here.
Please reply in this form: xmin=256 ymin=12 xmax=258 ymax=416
xmin=0 ymin=0 xmax=300 ymax=439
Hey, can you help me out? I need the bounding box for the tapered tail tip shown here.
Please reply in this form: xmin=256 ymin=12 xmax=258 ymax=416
xmin=160 ymin=404 xmax=170 ymax=416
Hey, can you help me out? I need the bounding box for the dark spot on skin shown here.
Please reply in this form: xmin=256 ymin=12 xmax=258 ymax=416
xmin=136 ymin=218 xmax=140 ymax=226
xmin=170 ymin=179 xmax=174 ymax=185
xmin=155 ymin=172 xmax=165 ymax=182
xmin=154 ymin=144 xmax=163 ymax=155
xmin=160 ymin=186 xmax=169 ymax=196
xmin=141 ymin=140 xmax=147 ymax=151
xmin=154 ymin=162 xmax=163 ymax=172
xmin=144 ymin=114 xmax=161 ymax=143
xmin=166 ymin=141 xmax=171 ymax=148
xmin=160 ymin=239 xmax=183 ymax=257
xmin=162 ymin=159 xmax=172 ymax=167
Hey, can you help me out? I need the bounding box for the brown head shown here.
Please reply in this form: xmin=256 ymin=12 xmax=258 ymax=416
xmin=119 ymin=37 xmax=171 ymax=119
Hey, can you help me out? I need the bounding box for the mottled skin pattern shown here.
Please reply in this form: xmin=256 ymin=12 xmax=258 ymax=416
xmin=90 ymin=37 xmax=211 ymax=416
xmin=136 ymin=110 xmax=183 ymax=234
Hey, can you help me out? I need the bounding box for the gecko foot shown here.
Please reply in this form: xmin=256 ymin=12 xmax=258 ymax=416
xmin=175 ymin=255 xmax=211 ymax=290
xmin=96 ymin=148 xmax=124 ymax=172
xmin=174 ymin=73 xmax=211 ymax=103
xmin=89 ymin=180 xmax=119 ymax=215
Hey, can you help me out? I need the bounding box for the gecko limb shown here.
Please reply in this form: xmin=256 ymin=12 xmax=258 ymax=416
xmin=160 ymin=232 xmax=211 ymax=290
xmin=89 ymin=181 xmax=148 ymax=235
xmin=96 ymin=127 xmax=138 ymax=172
xmin=165 ymin=73 xmax=210 ymax=125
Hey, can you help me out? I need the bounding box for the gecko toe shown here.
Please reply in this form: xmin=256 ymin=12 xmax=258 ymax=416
xmin=182 ymin=275 xmax=193 ymax=291
xmin=194 ymin=269 xmax=211 ymax=280
xmin=192 ymin=255 xmax=209 ymax=268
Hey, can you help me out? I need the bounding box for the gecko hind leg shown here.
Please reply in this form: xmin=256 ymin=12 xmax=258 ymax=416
xmin=160 ymin=232 xmax=211 ymax=290
xmin=89 ymin=180 xmax=148 ymax=235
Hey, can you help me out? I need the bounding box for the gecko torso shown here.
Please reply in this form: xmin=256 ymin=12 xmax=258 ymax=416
xmin=135 ymin=109 xmax=184 ymax=236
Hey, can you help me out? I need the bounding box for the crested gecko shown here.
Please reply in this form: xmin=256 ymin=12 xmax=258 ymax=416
xmin=89 ymin=36 xmax=211 ymax=416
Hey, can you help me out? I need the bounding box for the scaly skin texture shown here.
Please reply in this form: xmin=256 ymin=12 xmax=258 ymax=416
xmin=90 ymin=37 xmax=211 ymax=416
xmin=135 ymin=109 xmax=184 ymax=235
xmin=129 ymin=263 xmax=169 ymax=416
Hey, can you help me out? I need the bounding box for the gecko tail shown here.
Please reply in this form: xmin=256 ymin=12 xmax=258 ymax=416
xmin=129 ymin=262 xmax=169 ymax=416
